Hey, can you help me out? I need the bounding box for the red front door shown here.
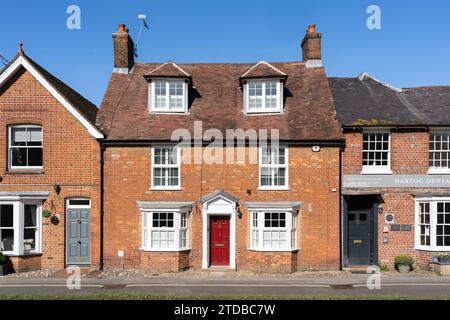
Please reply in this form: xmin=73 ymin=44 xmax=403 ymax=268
xmin=210 ymin=215 xmax=230 ymax=266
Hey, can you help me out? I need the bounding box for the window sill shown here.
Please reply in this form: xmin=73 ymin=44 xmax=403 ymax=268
xmin=149 ymin=111 xmax=188 ymax=115
xmin=244 ymin=111 xmax=284 ymax=116
xmin=3 ymin=252 xmax=42 ymax=257
xmin=249 ymin=248 xmax=299 ymax=253
xmin=414 ymin=247 xmax=450 ymax=252
xmin=5 ymin=169 xmax=44 ymax=175
xmin=361 ymin=169 xmax=393 ymax=175
xmin=428 ymin=169 xmax=450 ymax=175
xmin=140 ymin=247 xmax=191 ymax=253
xmin=258 ymin=187 xmax=290 ymax=191
xmin=150 ymin=187 xmax=182 ymax=191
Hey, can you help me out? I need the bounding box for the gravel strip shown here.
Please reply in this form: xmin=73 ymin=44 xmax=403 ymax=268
xmin=3 ymin=269 xmax=60 ymax=278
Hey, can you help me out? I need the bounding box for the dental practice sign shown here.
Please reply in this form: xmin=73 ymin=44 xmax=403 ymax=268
xmin=343 ymin=175 xmax=450 ymax=188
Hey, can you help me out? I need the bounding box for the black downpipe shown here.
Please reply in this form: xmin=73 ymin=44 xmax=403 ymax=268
xmin=99 ymin=143 xmax=105 ymax=270
xmin=339 ymin=144 xmax=343 ymax=271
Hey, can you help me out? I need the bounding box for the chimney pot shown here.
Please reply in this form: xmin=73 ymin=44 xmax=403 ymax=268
xmin=308 ymin=24 xmax=315 ymax=34
xmin=118 ymin=24 xmax=127 ymax=33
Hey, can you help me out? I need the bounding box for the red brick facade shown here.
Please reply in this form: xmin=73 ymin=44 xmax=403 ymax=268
xmin=343 ymin=130 xmax=450 ymax=270
xmin=0 ymin=66 xmax=101 ymax=272
xmin=103 ymin=146 xmax=341 ymax=273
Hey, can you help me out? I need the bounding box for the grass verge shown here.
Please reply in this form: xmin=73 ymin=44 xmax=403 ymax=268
xmin=0 ymin=292 xmax=449 ymax=300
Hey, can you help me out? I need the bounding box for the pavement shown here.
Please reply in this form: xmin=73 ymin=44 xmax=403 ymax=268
xmin=1 ymin=273 xmax=450 ymax=297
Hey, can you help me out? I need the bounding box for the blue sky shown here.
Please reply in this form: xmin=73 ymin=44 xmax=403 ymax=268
xmin=0 ymin=0 xmax=449 ymax=105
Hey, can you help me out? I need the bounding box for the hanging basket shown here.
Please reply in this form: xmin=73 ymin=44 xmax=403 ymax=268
xmin=42 ymin=210 xmax=52 ymax=218
xmin=51 ymin=215 xmax=60 ymax=225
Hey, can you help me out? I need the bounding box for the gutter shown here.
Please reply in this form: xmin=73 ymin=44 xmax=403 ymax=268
xmin=100 ymin=139 xmax=345 ymax=147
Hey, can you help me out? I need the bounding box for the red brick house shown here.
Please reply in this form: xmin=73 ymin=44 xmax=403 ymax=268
xmin=96 ymin=24 xmax=344 ymax=273
xmin=329 ymin=74 xmax=450 ymax=269
xmin=0 ymin=46 xmax=103 ymax=272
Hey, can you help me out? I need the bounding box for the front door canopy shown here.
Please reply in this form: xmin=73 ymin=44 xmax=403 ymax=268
xmin=200 ymin=189 xmax=239 ymax=204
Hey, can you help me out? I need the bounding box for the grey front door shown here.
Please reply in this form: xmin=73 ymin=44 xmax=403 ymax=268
xmin=348 ymin=210 xmax=373 ymax=265
xmin=66 ymin=209 xmax=90 ymax=265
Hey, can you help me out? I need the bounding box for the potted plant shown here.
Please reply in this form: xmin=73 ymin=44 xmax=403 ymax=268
xmin=0 ymin=252 xmax=5 ymax=276
xmin=395 ymin=254 xmax=414 ymax=274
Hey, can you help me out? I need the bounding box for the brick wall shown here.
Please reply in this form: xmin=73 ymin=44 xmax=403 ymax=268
xmin=103 ymin=145 xmax=341 ymax=273
xmin=7 ymin=254 xmax=42 ymax=273
xmin=141 ymin=251 xmax=190 ymax=273
xmin=343 ymin=130 xmax=450 ymax=269
xmin=0 ymin=67 xmax=101 ymax=270
xmin=343 ymin=130 xmax=429 ymax=175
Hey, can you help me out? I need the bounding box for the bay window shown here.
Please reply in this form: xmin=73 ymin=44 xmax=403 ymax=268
xmin=141 ymin=210 xmax=190 ymax=251
xmin=0 ymin=205 xmax=14 ymax=252
xmin=259 ymin=146 xmax=288 ymax=189
xmin=0 ymin=201 xmax=41 ymax=255
xmin=250 ymin=211 xmax=298 ymax=251
xmin=415 ymin=198 xmax=450 ymax=251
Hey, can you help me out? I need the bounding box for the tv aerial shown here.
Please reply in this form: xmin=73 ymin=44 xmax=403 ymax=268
xmin=0 ymin=53 xmax=9 ymax=66
xmin=134 ymin=14 xmax=149 ymax=57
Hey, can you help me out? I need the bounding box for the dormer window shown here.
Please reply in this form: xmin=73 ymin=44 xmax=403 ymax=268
xmin=240 ymin=61 xmax=287 ymax=114
xmin=145 ymin=62 xmax=191 ymax=114
xmin=244 ymin=80 xmax=283 ymax=113
xmin=149 ymin=79 xmax=188 ymax=113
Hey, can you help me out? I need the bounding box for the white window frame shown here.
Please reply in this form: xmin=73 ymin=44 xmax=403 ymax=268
xmin=428 ymin=129 xmax=450 ymax=174
xmin=243 ymin=79 xmax=283 ymax=114
xmin=415 ymin=197 xmax=450 ymax=251
xmin=8 ymin=125 xmax=43 ymax=170
xmin=249 ymin=210 xmax=298 ymax=252
xmin=148 ymin=79 xmax=188 ymax=113
xmin=258 ymin=146 xmax=289 ymax=190
xmin=151 ymin=146 xmax=181 ymax=190
xmin=361 ymin=129 xmax=392 ymax=175
xmin=141 ymin=209 xmax=190 ymax=252
xmin=66 ymin=198 xmax=91 ymax=209
xmin=0 ymin=200 xmax=42 ymax=256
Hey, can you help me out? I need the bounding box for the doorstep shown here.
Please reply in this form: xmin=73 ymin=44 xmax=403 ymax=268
xmin=52 ymin=267 xmax=96 ymax=278
xmin=343 ymin=266 xmax=370 ymax=274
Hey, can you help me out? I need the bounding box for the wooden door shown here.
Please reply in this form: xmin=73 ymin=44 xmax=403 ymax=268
xmin=210 ymin=215 xmax=230 ymax=266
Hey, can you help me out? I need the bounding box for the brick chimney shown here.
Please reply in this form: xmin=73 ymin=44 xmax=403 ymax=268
xmin=112 ymin=24 xmax=135 ymax=73
xmin=301 ymin=24 xmax=322 ymax=68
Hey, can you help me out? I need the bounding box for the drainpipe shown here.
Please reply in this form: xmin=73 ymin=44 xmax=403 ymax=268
xmin=339 ymin=143 xmax=344 ymax=271
xmin=99 ymin=143 xmax=105 ymax=270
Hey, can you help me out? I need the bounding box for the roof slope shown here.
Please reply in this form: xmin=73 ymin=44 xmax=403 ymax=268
xmin=24 ymin=55 xmax=99 ymax=124
xmin=0 ymin=53 xmax=99 ymax=124
xmin=328 ymin=75 xmax=450 ymax=127
xmin=97 ymin=62 xmax=343 ymax=141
